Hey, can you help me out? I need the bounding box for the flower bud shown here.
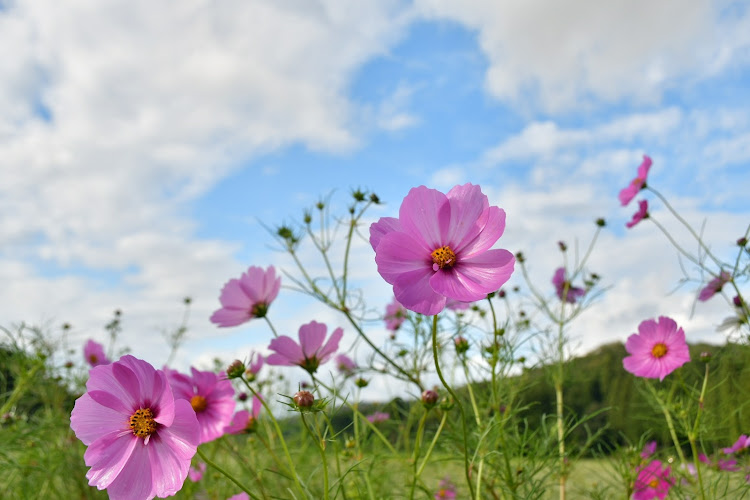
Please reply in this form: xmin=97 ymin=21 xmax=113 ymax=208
xmin=734 ymin=295 xmax=743 ymax=308
xmin=558 ymin=241 xmax=567 ymax=252
xmin=515 ymin=251 xmax=525 ymax=263
xmin=293 ymin=390 xmax=315 ymax=408
xmin=737 ymin=237 xmax=748 ymax=247
xmin=238 ymin=392 xmax=248 ymax=402
xmin=352 ymin=189 xmax=366 ymax=202
xmin=226 ymin=360 xmax=246 ymax=379
xmin=498 ymin=289 xmax=506 ymax=298
xmin=369 ymin=193 xmax=381 ymax=204
xmin=454 ymin=336 xmax=469 ymax=355
xmin=355 ymin=377 xmax=369 ymax=388
xmin=421 ymin=389 xmax=439 ymax=408
xmin=595 ymin=218 xmax=606 ymax=227
xmin=700 ymin=351 xmax=712 ymax=363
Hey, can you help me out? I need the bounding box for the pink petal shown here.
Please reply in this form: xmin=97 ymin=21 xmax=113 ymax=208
xmin=157 ymin=399 xmax=200 ymax=461
xmin=85 ymin=431 xmax=138 ymax=490
xmin=398 ymin=186 xmax=450 ymax=251
xmin=369 ymin=217 xmax=401 ymax=251
xmin=86 ymin=363 xmax=138 ymax=412
xmin=298 ymin=321 xmax=328 ymax=358
xmin=71 ymin=393 xmax=129 ymax=446
xmin=267 ymin=336 xmax=304 ymax=364
xmin=444 ymin=184 xmax=488 ymax=249
xmin=456 ymin=206 xmax=506 ymax=258
xmin=375 ymin=231 xmax=431 ymax=285
xmin=147 ymin=439 xmax=187 ymax=498
xmin=431 ymin=249 xmax=515 ymax=301
xmin=210 ymin=308 xmax=253 ymax=327
xmin=393 ymin=267 xmax=447 ymax=316
xmin=637 ymin=155 xmax=652 ymax=179
xmin=239 ymin=266 xmax=265 ymax=304
xmin=264 ymin=353 xmax=295 ymax=366
xmin=218 ymin=278 xmax=251 ymax=309
xmin=317 ymin=327 xmax=343 ymax=363
xmin=103 ymin=441 xmax=154 ymax=500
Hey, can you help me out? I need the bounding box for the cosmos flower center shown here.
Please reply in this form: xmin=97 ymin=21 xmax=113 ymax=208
xmin=190 ymin=395 xmax=208 ymax=412
xmin=299 ymin=357 xmax=320 ymax=374
xmin=648 ymin=478 xmax=659 ymax=488
xmin=89 ymin=354 xmax=98 ymax=363
xmin=251 ymin=302 xmax=269 ymax=318
xmin=431 ymin=245 xmax=456 ymax=270
xmin=651 ymin=343 xmax=668 ymax=358
xmin=129 ymin=408 xmax=157 ymax=438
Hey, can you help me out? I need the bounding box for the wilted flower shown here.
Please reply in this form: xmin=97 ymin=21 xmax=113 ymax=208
xmin=633 ymin=460 xmax=673 ymax=500
xmin=626 ymin=200 xmax=649 ymax=228
xmin=619 ymin=155 xmax=652 ymax=206
xmin=623 ymin=316 xmax=691 ymax=381
xmin=266 ymin=321 xmax=343 ymax=374
xmin=70 ymin=355 xmax=200 ymax=499
xmin=210 ymin=266 xmax=281 ymax=327
xmin=384 ymin=298 xmax=407 ymax=331
xmin=167 ymin=367 xmax=236 ymax=444
xmin=366 ymin=412 xmax=390 ymax=424
xmin=698 ymin=271 xmax=732 ymax=302
xmin=370 ymin=184 xmax=515 ymax=315
xmin=552 ymin=267 xmax=586 ymax=304
xmin=83 ymin=339 xmax=110 ymax=367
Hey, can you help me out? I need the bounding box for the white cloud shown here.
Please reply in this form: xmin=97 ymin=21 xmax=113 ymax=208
xmin=415 ymin=0 xmax=749 ymax=112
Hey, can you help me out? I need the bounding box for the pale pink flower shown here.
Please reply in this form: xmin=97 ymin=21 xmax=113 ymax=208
xmin=83 ymin=339 xmax=110 ymax=367
xmin=723 ymin=434 xmax=750 ymax=454
xmin=626 ymin=200 xmax=649 ymax=228
xmin=619 ymin=155 xmax=652 ymax=206
xmin=370 ymin=184 xmax=515 ymax=316
xmin=640 ymin=440 xmax=657 ymax=459
xmin=698 ymin=271 xmax=732 ymax=302
xmin=384 ymin=298 xmax=407 ymax=331
xmin=335 ymin=354 xmax=357 ymax=377
xmin=228 ymin=493 xmax=250 ymax=500
xmin=167 ymin=367 xmax=236 ymax=444
xmin=188 ymin=462 xmax=206 ymax=482
xmin=224 ymin=395 xmax=263 ymax=434
xmin=633 ymin=460 xmax=673 ymax=500
xmin=552 ymin=267 xmax=586 ymax=304
xmin=266 ymin=320 xmax=343 ymax=374
xmin=210 ymin=266 xmax=281 ymax=327
xmin=366 ymin=412 xmax=390 ymax=424
xmin=70 ymin=355 xmax=200 ymax=499
xmin=623 ymin=316 xmax=691 ymax=381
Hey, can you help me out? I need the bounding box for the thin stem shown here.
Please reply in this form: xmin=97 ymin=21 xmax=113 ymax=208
xmin=475 ymin=457 xmax=484 ymax=500
xmin=415 ymin=411 xmax=448 ymax=478
xmin=409 ymin=410 xmax=429 ymax=500
xmin=688 ymin=364 xmax=710 ymax=500
xmin=301 ymin=414 xmax=329 ymax=500
xmin=648 ymin=215 xmax=702 ymax=267
xmin=264 ymin=316 xmax=280 ymax=338
xmin=196 ymin=447 xmax=259 ymax=500
xmin=431 ymin=314 xmax=475 ymax=498
xmin=462 ymin=358 xmax=482 ymax=427
xmin=648 ymin=383 xmax=688 ymax=465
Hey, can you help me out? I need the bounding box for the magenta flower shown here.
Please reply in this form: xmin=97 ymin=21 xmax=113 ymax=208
xmin=188 ymin=462 xmax=206 ymax=482
xmin=83 ymin=339 xmax=110 ymax=367
xmin=69 ymin=355 xmax=200 ymax=499
xmin=633 ymin=460 xmax=673 ymax=500
xmin=210 ymin=265 xmax=281 ymax=327
xmin=623 ymin=316 xmax=691 ymax=381
xmin=370 ymin=184 xmax=515 ymax=316
xmin=435 ymin=477 xmax=457 ymax=499
xmin=698 ymin=271 xmax=732 ymax=302
xmin=224 ymin=395 xmax=263 ymax=434
xmin=723 ymin=434 xmax=750 ymax=454
xmin=266 ymin=320 xmax=343 ymax=374
xmin=384 ymin=298 xmax=407 ymax=331
xmin=640 ymin=440 xmax=657 ymax=459
xmin=552 ymin=267 xmax=586 ymax=304
xmin=626 ymin=200 xmax=650 ymax=229
xmin=167 ymin=367 xmax=236 ymax=444
xmin=366 ymin=412 xmax=390 ymax=424
xmin=335 ymin=354 xmax=357 ymax=377
xmin=228 ymin=494 xmax=250 ymax=500
xmin=619 ymin=155 xmax=652 ymax=206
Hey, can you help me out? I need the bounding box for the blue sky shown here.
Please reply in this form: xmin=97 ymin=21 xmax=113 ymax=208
xmin=1 ymin=1 xmax=748 ymax=397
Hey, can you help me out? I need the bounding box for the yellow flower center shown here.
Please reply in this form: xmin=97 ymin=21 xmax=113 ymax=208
xmin=129 ymin=408 xmax=157 ymax=439
xmin=648 ymin=478 xmax=659 ymax=488
xmin=190 ymin=395 xmax=208 ymax=413
xmin=431 ymin=246 xmax=456 ymax=270
xmin=651 ymin=343 xmax=668 ymax=358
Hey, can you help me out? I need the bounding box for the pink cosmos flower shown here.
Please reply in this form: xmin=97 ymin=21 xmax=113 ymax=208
xmin=335 ymin=354 xmax=357 ymax=377
xmin=83 ymin=339 xmax=110 ymax=367
xmin=552 ymin=267 xmax=586 ymax=304
xmin=167 ymin=367 xmax=236 ymax=444
xmin=723 ymin=434 xmax=750 ymax=454
xmin=435 ymin=477 xmax=457 ymax=499
xmin=224 ymin=395 xmax=263 ymax=434
xmin=366 ymin=412 xmax=390 ymax=424
xmin=640 ymin=440 xmax=657 ymax=459
xmin=69 ymin=355 xmax=200 ymax=500
xmin=384 ymin=298 xmax=407 ymax=331
xmin=633 ymin=460 xmax=673 ymax=500
xmin=188 ymin=462 xmax=206 ymax=482
xmin=244 ymin=351 xmax=264 ymax=382
xmin=698 ymin=271 xmax=732 ymax=302
xmin=619 ymin=155 xmax=652 ymax=206
xmin=623 ymin=316 xmax=691 ymax=381
xmin=626 ymin=200 xmax=649 ymax=229
xmin=370 ymin=184 xmax=515 ymax=316
xmin=228 ymin=493 xmax=250 ymax=500
xmin=210 ymin=265 xmax=281 ymax=327
xmin=266 ymin=320 xmax=343 ymax=374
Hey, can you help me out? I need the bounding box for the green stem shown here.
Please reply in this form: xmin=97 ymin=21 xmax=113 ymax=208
xmin=415 ymin=411 xmax=448 ymax=478
xmin=688 ymin=364 xmax=710 ymax=500
xmin=648 ymin=215 xmax=701 ymax=267
xmin=264 ymin=316 xmax=280 ymax=338
xmin=409 ymin=410 xmax=429 ymax=500
xmin=649 ymin=383 xmax=688 ymax=465
xmin=196 ymin=447 xmax=259 ymax=500
xmin=301 ymin=414 xmax=329 ymax=500
xmin=475 ymin=457 xmax=484 ymax=500
xmin=462 ymin=359 xmax=482 ymax=427
xmin=431 ymin=314 xmax=475 ymax=498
